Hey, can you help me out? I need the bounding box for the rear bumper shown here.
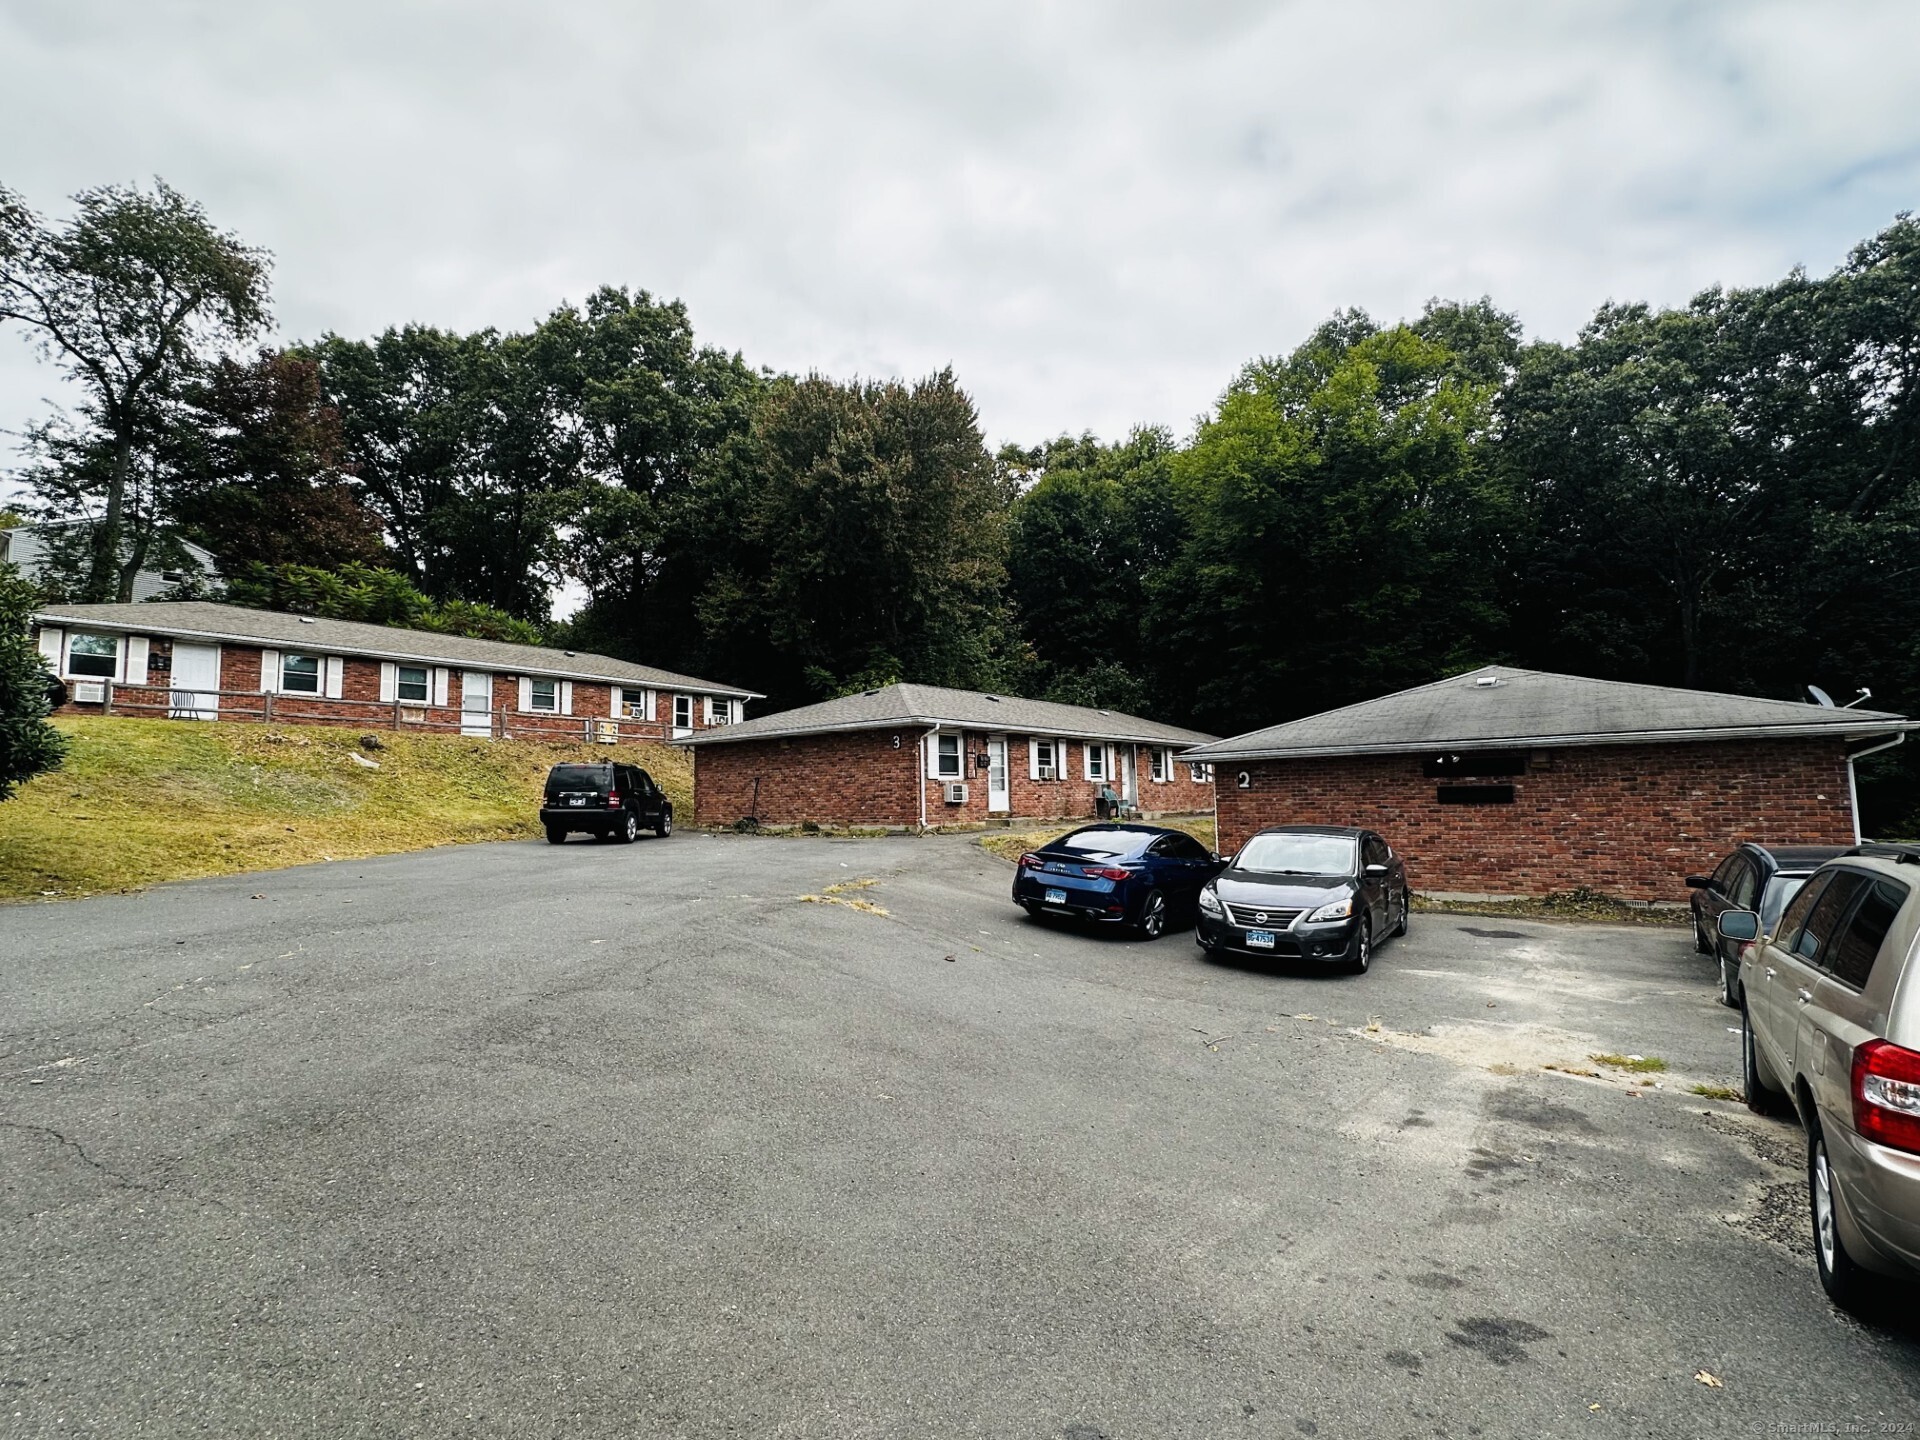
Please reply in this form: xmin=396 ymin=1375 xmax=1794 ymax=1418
xmin=1011 ymin=873 xmax=1131 ymax=923
xmin=540 ymin=807 xmax=616 ymax=832
xmin=1828 ymin=1118 xmax=1920 ymax=1280
xmin=1195 ymin=912 xmax=1358 ymax=961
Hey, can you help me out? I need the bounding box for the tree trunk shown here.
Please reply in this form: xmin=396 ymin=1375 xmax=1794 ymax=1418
xmin=83 ymin=435 xmax=133 ymax=603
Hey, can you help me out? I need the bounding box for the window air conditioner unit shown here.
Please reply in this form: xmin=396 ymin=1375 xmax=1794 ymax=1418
xmin=71 ymin=681 xmax=106 ymax=703
xmin=945 ymin=782 xmax=969 ymax=805
xmin=1036 ymin=765 xmax=1056 ymax=782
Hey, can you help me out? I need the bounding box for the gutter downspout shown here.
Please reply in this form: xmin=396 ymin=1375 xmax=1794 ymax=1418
xmin=918 ymin=726 xmax=940 ymax=832
xmin=1846 ymin=733 xmax=1907 ymax=844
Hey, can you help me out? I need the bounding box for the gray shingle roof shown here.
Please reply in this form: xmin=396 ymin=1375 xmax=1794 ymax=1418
xmin=1186 ymin=665 xmax=1915 ymax=761
xmin=681 ymin=682 xmax=1216 ymax=748
xmin=33 ymin=601 xmax=760 ymax=698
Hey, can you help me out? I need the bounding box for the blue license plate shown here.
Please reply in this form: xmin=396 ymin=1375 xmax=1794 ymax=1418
xmin=1245 ymin=929 xmax=1276 ymax=949
xmin=1045 ymin=888 xmax=1067 ymax=905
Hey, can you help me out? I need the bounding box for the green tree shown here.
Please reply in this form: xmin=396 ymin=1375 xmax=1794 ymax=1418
xmin=168 ymin=349 xmax=386 ymax=571
xmin=1004 ymin=427 xmax=1178 ymax=710
xmin=1146 ymin=311 xmax=1513 ymax=731
xmin=0 ymin=560 xmax=64 ymax=799
xmin=0 ymin=180 xmax=271 ymax=600
xmin=224 ymin=561 xmax=544 ymax=645
xmin=690 ymin=368 xmax=1016 ymax=708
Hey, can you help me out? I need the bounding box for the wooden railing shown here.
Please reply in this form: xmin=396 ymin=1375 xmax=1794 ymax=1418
xmin=73 ymin=682 xmax=649 ymax=744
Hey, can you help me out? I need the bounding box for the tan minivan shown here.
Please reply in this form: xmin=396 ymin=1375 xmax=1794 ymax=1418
xmin=1720 ymin=844 xmax=1920 ymax=1311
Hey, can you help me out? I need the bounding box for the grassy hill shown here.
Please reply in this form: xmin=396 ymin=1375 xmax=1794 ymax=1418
xmin=0 ymin=718 xmax=692 ymax=902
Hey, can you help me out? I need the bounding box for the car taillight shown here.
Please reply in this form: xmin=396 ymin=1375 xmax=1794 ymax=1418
xmin=1019 ymin=853 xmax=1044 ymax=869
xmin=606 ymin=793 xmax=620 ymax=806
xmin=1083 ymin=866 xmax=1131 ymax=882
xmin=1852 ymin=1039 xmax=1920 ymax=1155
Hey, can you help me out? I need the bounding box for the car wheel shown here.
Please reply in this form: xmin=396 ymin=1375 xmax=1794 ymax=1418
xmin=1809 ymin=1123 xmax=1875 ymax=1313
xmin=656 ymin=809 xmax=673 ymax=838
xmin=619 ymin=812 xmax=639 ymax=844
xmin=1136 ymin=889 xmax=1167 ymax=940
xmin=1719 ymin=956 xmax=1741 ymax=1009
xmin=1391 ymin=891 xmax=1409 ymax=938
xmin=1743 ymin=996 xmax=1786 ymax=1115
xmin=1348 ymin=917 xmax=1373 ymax=975
xmin=545 ymin=827 xmax=566 ymax=845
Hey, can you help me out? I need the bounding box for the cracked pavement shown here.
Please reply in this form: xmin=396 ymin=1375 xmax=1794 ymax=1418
xmin=3 ymin=831 xmax=1917 ymax=1436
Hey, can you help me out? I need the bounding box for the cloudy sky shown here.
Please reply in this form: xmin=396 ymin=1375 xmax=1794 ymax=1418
xmin=2 ymin=0 xmax=1917 ymax=460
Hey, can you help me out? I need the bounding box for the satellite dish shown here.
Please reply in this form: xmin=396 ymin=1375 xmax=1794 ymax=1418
xmin=1807 ymin=685 xmax=1836 ymax=708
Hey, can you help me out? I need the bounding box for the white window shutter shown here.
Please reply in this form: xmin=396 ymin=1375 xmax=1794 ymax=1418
xmin=260 ymin=648 xmax=280 ymax=693
xmin=926 ymin=735 xmax=941 ymax=781
xmin=517 ymin=676 xmax=533 ymax=712
xmin=610 ymin=686 xmax=623 ymax=718
xmin=37 ymin=627 xmax=62 ymax=666
xmin=123 ymin=636 xmax=149 ymax=684
xmin=640 ymin=689 xmax=655 ymax=720
xmin=702 ymin=696 xmax=714 ymax=724
xmin=1028 ymin=737 xmax=1039 ymax=780
xmin=324 ymin=657 xmax=344 ymax=699
xmin=432 ymin=668 xmax=450 ymax=707
xmin=379 ymin=662 xmax=397 ymax=702
xmin=560 ymin=681 xmax=573 ymax=715
xmin=1083 ymin=744 xmax=1094 ymax=781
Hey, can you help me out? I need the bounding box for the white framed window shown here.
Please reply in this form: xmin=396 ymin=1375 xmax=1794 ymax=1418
xmin=528 ymin=677 xmax=558 ymax=712
xmin=281 ymin=654 xmax=322 ymax=694
xmin=932 ymin=732 xmax=963 ymax=780
xmin=706 ymin=697 xmax=736 ymax=726
xmin=1188 ymin=761 xmax=1213 ymax=784
xmin=673 ymin=694 xmax=693 ymax=732
xmin=1084 ymin=743 xmax=1108 ymax=782
xmin=1148 ymin=747 xmax=1170 ymax=783
xmin=66 ymin=632 xmax=119 ymax=679
xmin=1030 ymin=737 xmax=1057 ymax=780
xmin=396 ymin=665 xmax=430 ymax=703
xmin=617 ymin=688 xmax=653 ymax=720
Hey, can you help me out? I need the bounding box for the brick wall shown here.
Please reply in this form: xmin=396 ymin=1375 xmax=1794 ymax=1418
xmin=41 ymin=634 xmax=744 ymax=750
xmin=693 ymin=731 xmax=921 ymax=828
xmin=1212 ymin=740 xmax=1856 ymax=902
xmin=692 ymin=727 xmax=1216 ymax=830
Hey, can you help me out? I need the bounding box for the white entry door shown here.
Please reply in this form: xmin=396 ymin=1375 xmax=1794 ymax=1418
xmin=461 ymin=671 xmax=493 ymax=736
xmin=168 ymin=643 xmax=221 ymax=720
xmin=1119 ymin=746 xmax=1136 ymax=803
xmin=987 ymin=737 xmax=1010 ymax=812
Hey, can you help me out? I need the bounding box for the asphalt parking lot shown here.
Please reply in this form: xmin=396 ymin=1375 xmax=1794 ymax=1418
xmin=3 ymin=832 xmax=1917 ymax=1437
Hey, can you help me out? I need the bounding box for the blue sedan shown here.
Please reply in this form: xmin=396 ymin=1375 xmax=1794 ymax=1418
xmin=1011 ymin=824 xmax=1226 ymax=939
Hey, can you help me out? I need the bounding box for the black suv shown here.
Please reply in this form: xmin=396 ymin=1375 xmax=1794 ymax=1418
xmin=540 ymin=762 xmax=673 ymax=844
xmin=1686 ymin=842 xmax=1848 ymax=1006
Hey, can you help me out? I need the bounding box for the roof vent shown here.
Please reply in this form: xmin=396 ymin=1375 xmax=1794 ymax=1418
xmin=984 ymin=694 xmax=1000 ymax=702
xmin=297 ymin=616 xmax=317 ymax=624
xmin=564 ymin=650 xmax=576 ymax=657
xmin=863 ymin=689 xmax=880 ymax=697
xmin=1473 ymin=675 xmax=1503 ymax=688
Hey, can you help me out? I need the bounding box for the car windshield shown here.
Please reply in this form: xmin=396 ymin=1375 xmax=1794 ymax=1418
xmin=1233 ymin=832 xmax=1357 ymax=875
xmin=548 ymin=765 xmax=610 ymax=791
xmin=1056 ymin=828 xmax=1153 ymax=857
xmin=1760 ymin=874 xmax=1811 ymax=931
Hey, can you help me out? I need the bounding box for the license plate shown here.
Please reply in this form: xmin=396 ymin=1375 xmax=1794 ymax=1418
xmin=1245 ymin=929 xmax=1276 ymax=949
xmin=567 ymin=796 xmax=586 ymax=807
xmin=1045 ymin=888 xmax=1067 ymax=905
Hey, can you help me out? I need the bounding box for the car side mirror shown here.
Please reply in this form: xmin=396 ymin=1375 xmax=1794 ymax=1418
xmin=1684 ymin=875 xmax=1711 ymax=890
xmin=1364 ymin=863 xmax=1389 ymax=877
xmin=1716 ymin=910 xmax=1760 ymax=942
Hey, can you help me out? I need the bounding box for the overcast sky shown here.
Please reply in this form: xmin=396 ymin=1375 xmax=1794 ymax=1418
xmin=3 ymin=0 xmax=1918 ymax=464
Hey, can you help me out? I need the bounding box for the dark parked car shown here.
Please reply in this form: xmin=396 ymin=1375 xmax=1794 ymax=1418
xmin=1012 ymin=824 xmax=1225 ymax=938
xmin=1195 ymin=825 xmax=1407 ymax=974
xmin=540 ymin=761 xmax=673 ymax=844
xmin=1687 ymin=843 xmax=1848 ymax=1007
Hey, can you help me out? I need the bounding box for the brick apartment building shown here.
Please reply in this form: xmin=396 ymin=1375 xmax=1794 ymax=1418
xmin=32 ymin=601 xmax=758 ymax=746
xmin=682 ymin=683 xmax=1216 ymax=829
xmin=1185 ymin=665 xmax=1915 ymax=901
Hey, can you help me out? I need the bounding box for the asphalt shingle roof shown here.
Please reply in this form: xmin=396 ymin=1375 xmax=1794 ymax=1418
xmin=34 ymin=601 xmax=760 ymax=698
xmin=1186 ymin=665 xmax=1915 ymax=761
xmin=681 ymin=682 xmax=1216 ymax=748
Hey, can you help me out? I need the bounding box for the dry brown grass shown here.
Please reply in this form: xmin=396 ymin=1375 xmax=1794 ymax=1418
xmin=0 ymin=717 xmax=691 ymax=902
